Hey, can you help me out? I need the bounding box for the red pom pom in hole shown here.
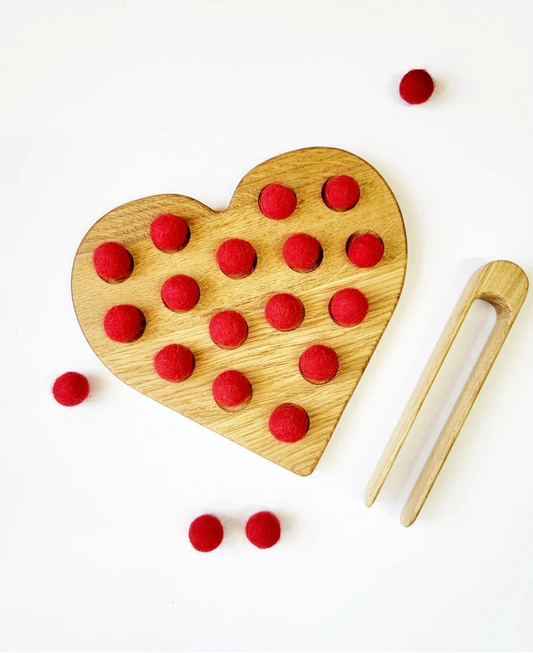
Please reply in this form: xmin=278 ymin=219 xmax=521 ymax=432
xmin=265 ymin=293 xmax=305 ymax=331
xmin=245 ymin=511 xmax=281 ymax=549
xmin=93 ymin=242 xmax=133 ymax=282
xmin=189 ymin=514 xmax=224 ymax=552
xmin=399 ymin=69 xmax=434 ymax=105
xmin=216 ymin=239 xmax=257 ymax=279
xmin=212 ymin=370 xmax=252 ymax=411
xmin=283 ymin=233 xmax=323 ymax=273
xmin=154 ymin=344 xmax=195 ymax=382
xmin=346 ymin=233 xmax=384 ymax=268
xmin=52 ymin=372 xmax=90 ymax=407
xmin=209 ymin=311 xmax=248 ymax=349
xmin=269 ymin=404 xmax=309 ymax=443
xmin=161 ymin=275 xmax=200 ymax=312
xmin=104 ymin=305 xmax=146 ymax=342
xmin=259 ymin=183 xmax=297 ymax=220
xmin=299 ymin=344 xmax=339 ymax=384
xmin=150 ymin=213 xmax=190 ymax=252
xmin=329 ymin=288 xmax=369 ymax=327
xmin=322 ymin=175 xmax=360 ymax=211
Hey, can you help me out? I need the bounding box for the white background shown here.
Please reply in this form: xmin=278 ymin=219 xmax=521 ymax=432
xmin=1 ymin=0 xmax=533 ymax=650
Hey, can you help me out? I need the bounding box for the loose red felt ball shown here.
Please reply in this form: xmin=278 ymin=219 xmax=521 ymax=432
xmin=93 ymin=242 xmax=133 ymax=282
xmin=299 ymin=344 xmax=339 ymax=384
xmin=283 ymin=233 xmax=323 ymax=272
xmin=154 ymin=344 xmax=195 ymax=382
xmin=150 ymin=213 xmax=190 ymax=252
xmin=52 ymin=372 xmax=90 ymax=407
xmin=212 ymin=370 xmax=252 ymax=410
xmin=329 ymin=288 xmax=369 ymax=327
xmin=269 ymin=404 xmax=309 ymax=443
xmin=347 ymin=233 xmax=384 ymax=268
xmin=161 ymin=275 xmax=200 ymax=312
xmin=259 ymin=183 xmax=297 ymax=220
xmin=189 ymin=514 xmax=224 ymax=552
xmin=104 ymin=304 xmax=146 ymax=342
xmin=245 ymin=511 xmax=281 ymax=549
xmin=265 ymin=293 xmax=304 ymax=331
xmin=209 ymin=311 xmax=248 ymax=349
xmin=399 ymin=69 xmax=435 ymax=105
xmin=216 ymin=239 xmax=257 ymax=278
xmin=322 ymin=175 xmax=360 ymax=211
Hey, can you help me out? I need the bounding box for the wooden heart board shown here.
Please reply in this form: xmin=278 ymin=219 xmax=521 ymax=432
xmin=72 ymin=147 xmax=407 ymax=476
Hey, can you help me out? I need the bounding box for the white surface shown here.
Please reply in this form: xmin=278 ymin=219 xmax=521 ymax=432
xmin=1 ymin=0 xmax=533 ymax=650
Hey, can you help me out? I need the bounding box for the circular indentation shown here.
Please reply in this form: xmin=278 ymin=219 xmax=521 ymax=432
xmin=154 ymin=344 xmax=195 ymax=382
xmin=93 ymin=242 xmax=133 ymax=282
xmin=189 ymin=514 xmax=224 ymax=552
xmin=245 ymin=511 xmax=281 ymax=549
xmin=265 ymin=293 xmax=304 ymax=331
xmin=103 ymin=305 xmax=146 ymax=342
xmin=269 ymin=404 xmax=309 ymax=443
xmin=216 ymin=239 xmax=257 ymax=279
xmin=161 ymin=275 xmax=200 ymax=312
xmin=322 ymin=175 xmax=360 ymax=211
xmin=399 ymin=69 xmax=434 ymax=105
xmin=209 ymin=310 xmax=248 ymax=349
xmin=282 ymin=233 xmax=323 ymax=273
xmin=212 ymin=370 xmax=252 ymax=411
xmin=346 ymin=233 xmax=384 ymax=268
xmin=329 ymin=288 xmax=369 ymax=327
xmin=150 ymin=213 xmax=190 ymax=252
xmin=299 ymin=344 xmax=339 ymax=384
xmin=258 ymin=183 xmax=297 ymax=220
xmin=52 ymin=372 xmax=90 ymax=407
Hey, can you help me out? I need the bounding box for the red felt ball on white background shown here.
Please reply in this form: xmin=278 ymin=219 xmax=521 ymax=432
xmin=245 ymin=511 xmax=281 ymax=549
xmin=161 ymin=275 xmax=200 ymax=312
xmin=322 ymin=175 xmax=360 ymax=211
xmin=93 ymin=242 xmax=133 ymax=282
xmin=212 ymin=370 xmax=252 ymax=410
xmin=150 ymin=213 xmax=190 ymax=252
xmin=399 ymin=69 xmax=435 ymax=105
xmin=329 ymin=288 xmax=369 ymax=327
xmin=265 ymin=293 xmax=304 ymax=331
xmin=189 ymin=514 xmax=224 ymax=552
xmin=259 ymin=183 xmax=297 ymax=220
xmin=216 ymin=239 xmax=257 ymax=278
xmin=52 ymin=372 xmax=90 ymax=407
xmin=209 ymin=310 xmax=248 ymax=349
xmin=283 ymin=233 xmax=323 ymax=272
xmin=299 ymin=344 xmax=339 ymax=384
xmin=104 ymin=304 xmax=146 ymax=342
xmin=269 ymin=404 xmax=309 ymax=443
xmin=154 ymin=344 xmax=195 ymax=382
xmin=347 ymin=233 xmax=384 ymax=268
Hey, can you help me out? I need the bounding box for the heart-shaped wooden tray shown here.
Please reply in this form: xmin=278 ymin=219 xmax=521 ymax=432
xmin=72 ymin=147 xmax=407 ymax=475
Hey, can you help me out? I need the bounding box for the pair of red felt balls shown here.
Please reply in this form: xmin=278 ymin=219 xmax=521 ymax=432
xmin=189 ymin=511 xmax=281 ymax=552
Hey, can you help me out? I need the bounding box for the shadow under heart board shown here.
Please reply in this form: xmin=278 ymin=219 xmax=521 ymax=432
xmin=71 ymin=147 xmax=407 ymax=476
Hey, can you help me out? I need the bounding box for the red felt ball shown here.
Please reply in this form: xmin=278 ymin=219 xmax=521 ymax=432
xmin=93 ymin=242 xmax=133 ymax=282
xmin=161 ymin=275 xmax=200 ymax=312
xmin=265 ymin=293 xmax=304 ymax=331
xmin=329 ymin=288 xmax=369 ymax=327
xmin=322 ymin=175 xmax=360 ymax=211
xmin=269 ymin=404 xmax=309 ymax=443
xmin=299 ymin=344 xmax=339 ymax=384
xmin=104 ymin=304 xmax=146 ymax=342
xmin=347 ymin=233 xmax=384 ymax=268
xmin=399 ymin=69 xmax=434 ymax=105
xmin=259 ymin=183 xmax=297 ymax=220
xmin=282 ymin=233 xmax=323 ymax=273
xmin=189 ymin=514 xmax=224 ymax=552
xmin=150 ymin=213 xmax=190 ymax=252
xmin=216 ymin=239 xmax=257 ymax=278
xmin=245 ymin=511 xmax=281 ymax=549
xmin=154 ymin=344 xmax=195 ymax=382
xmin=209 ymin=310 xmax=248 ymax=349
xmin=212 ymin=370 xmax=252 ymax=410
xmin=52 ymin=372 xmax=90 ymax=407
